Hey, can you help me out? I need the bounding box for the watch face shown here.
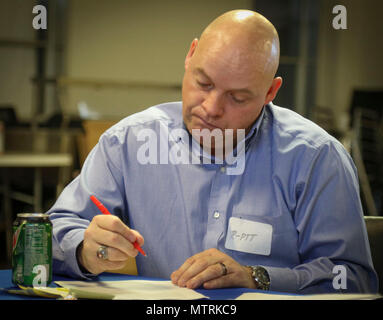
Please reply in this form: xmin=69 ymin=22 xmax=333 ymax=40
xmin=253 ymin=266 xmax=270 ymax=290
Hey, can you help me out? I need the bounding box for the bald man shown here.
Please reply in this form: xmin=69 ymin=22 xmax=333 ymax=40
xmin=48 ymin=10 xmax=378 ymax=294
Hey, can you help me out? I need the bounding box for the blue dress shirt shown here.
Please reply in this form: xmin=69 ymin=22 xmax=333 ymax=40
xmin=47 ymin=101 xmax=378 ymax=294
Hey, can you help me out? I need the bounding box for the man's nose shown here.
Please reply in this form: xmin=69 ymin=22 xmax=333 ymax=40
xmin=202 ymin=91 xmax=224 ymax=118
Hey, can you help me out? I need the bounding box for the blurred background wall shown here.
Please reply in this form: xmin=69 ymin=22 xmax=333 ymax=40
xmin=1 ymin=0 xmax=382 ymax=123
xmin=0 ymin=0 xmax=254 ymax=121
xmin=316 ymin=0 xmax=383 ymax=132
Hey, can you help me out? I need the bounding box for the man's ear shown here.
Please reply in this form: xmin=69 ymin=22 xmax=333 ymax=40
xmin=185 ymin=38 xmax=198 ymax=70
xmin=264 ymin=77 xmax=282 ymax=105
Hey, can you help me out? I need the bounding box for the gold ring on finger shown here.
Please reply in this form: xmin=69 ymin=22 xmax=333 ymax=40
xmin=219 ymin=262 xmax=228 ymax=276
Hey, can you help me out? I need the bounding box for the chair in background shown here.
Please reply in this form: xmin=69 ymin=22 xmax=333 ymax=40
xmin=76 ymin=120 xmax=116 ymax=166
xmin=0 ymin=106 xmax=18 ymax=127
xmin=364 ymin=216 xmax=383 ymax=293
xmin=350 ymin=90 xmax=383 ymax=216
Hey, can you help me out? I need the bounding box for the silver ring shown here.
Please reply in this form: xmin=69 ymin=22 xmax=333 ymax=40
xmin=219 ymin=262 xmax=228 ymax=276
xmin=97 ymin=245 xmax=108 ymax=260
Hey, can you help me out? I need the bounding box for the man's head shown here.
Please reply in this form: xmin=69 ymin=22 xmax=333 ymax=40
xmin=182 ymin=10 xmax=282 ymax=154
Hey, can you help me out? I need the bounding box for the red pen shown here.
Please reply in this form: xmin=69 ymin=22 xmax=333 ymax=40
xmin=90 ymin=195 xmax=147 ymax=256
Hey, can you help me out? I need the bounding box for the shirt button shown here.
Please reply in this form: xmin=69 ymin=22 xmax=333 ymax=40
xmin=220 ymin=166 xmax=226 ymax=173
xmin=213 ymin=211 xmax=220 ymax=219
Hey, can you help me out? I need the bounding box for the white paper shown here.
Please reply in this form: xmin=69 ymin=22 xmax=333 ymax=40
xmin=225 ymin=217 xmax=272 ymax=255
xmin=55 ymin=280 xmax=208 ymax=300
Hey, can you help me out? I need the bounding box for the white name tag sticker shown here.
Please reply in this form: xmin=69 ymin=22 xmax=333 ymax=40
xmin=225 ymin=217 xmax=273 ymax=255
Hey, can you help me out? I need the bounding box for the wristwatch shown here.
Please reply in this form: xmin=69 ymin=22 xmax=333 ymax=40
xmin=247 ymin=266 xmax=270 ymax=290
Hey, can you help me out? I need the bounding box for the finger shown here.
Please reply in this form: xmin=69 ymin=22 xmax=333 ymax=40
xmin=93 ymin=215 xmax=145 ymax=252
xmin=93 ymin=215 xmax=137 ymax=243
xmin=97 ymin=245 xmax=130 ymax=262
xmin=203 ymin=265 xmax=255 ymax=289
xmin=184 ymin=263 xmax=224 ymax=289
xmin=171 ymin=248 xmax=225 ymax=285
xmin=130 ymin=229 xmax=144 ymax=246
xmin=173 ymin=256 xmax=221 ymax=287
xmin=78 ymin=239 xmax=127 ymax=275
xmin=101 ymin=259 xmax=127 ymax=271
xmin=91 ymin=226 xmax=138 ymax=257
xmin=202 ymin=273 xmax=240 ymax=289
xmin=171 ymin=256 xmax=198 ymax=285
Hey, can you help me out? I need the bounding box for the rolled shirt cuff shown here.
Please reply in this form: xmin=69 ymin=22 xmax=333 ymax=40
xmin=262 ymin=265 xmax=299 ymax=293
xmin=54 ymin=228 xmax=96 ymax=280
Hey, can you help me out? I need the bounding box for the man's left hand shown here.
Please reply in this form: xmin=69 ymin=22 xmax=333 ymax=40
xmin=170 ymin=248 xmax=256 ymax=289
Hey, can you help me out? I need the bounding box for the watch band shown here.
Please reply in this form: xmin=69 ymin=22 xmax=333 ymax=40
xmin=247 ymin=266 xmax=270 ymax=291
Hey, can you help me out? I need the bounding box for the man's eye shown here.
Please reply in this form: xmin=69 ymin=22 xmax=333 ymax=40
xmin=197 ymin=81 xmax=212 ymax=89
xmin=231 ymin=94 xmax=246 ymax=104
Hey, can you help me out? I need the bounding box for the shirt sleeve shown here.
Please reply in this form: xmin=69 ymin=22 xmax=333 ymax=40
xmin=264 ymin=140 xmax=378 ymax=294
xmin=47 ymin=130 xmax=126 ymax=279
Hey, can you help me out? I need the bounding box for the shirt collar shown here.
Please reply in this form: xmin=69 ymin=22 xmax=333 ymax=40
xmin=244 ymin=105 xmax=265 ymax=147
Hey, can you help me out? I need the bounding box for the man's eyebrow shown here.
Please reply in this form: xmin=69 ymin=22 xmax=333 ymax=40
xmin=231 ymin=87 xmax=255 ymax=96
xmin=194 ymin=68 xmax=212 ymax=81
xmin=193 ymin=67 xmax=255 ymax=97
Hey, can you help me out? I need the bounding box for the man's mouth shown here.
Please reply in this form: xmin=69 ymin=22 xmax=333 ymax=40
xmin=193 ymin=114 xmax=221 ymax=130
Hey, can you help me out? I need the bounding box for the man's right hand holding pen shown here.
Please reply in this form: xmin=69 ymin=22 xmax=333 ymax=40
xmin=76 ymin=197 xmax=145 ymax=275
